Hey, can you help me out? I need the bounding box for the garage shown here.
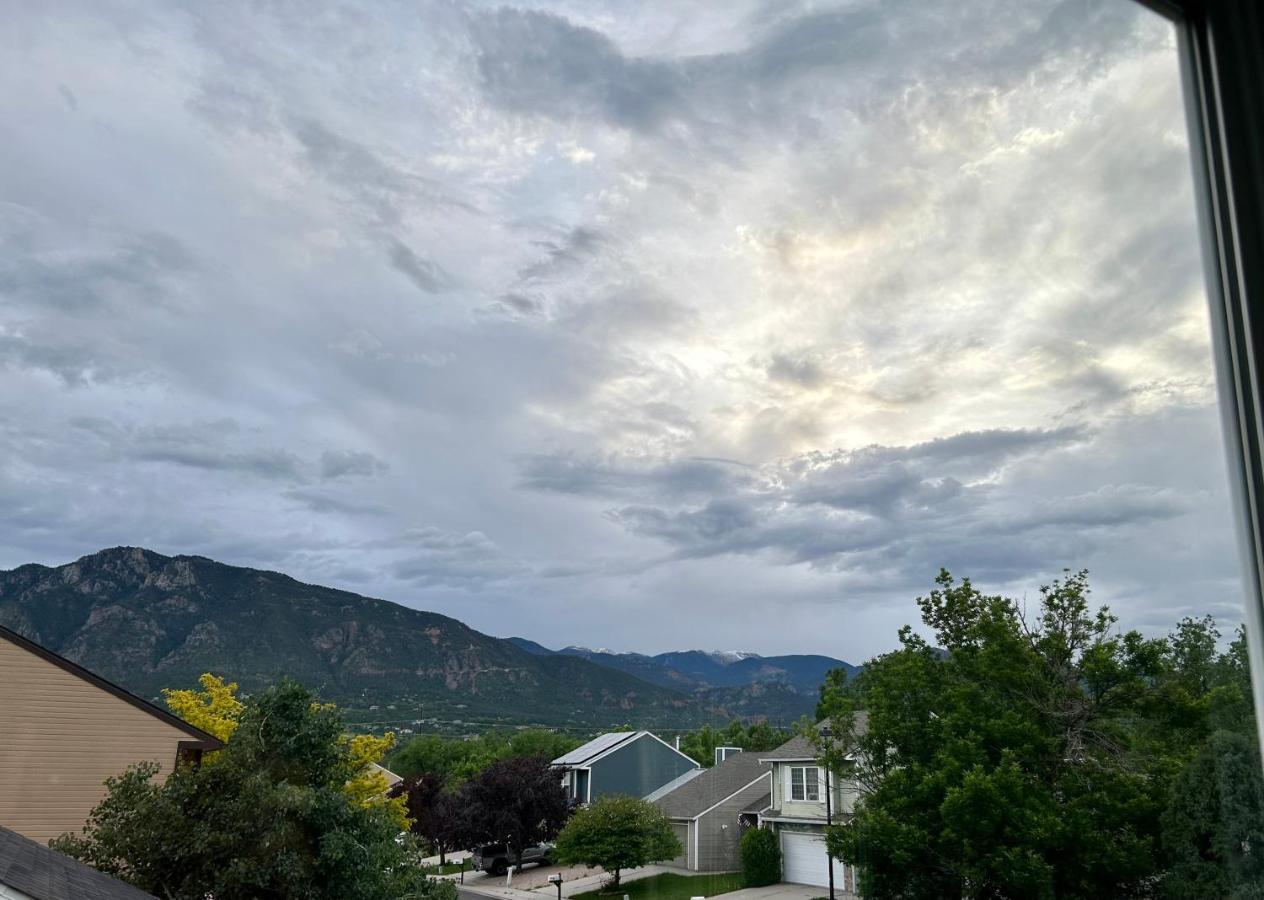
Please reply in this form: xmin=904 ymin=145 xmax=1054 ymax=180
xmin=780 ymin=831 xmax=845 ymax=888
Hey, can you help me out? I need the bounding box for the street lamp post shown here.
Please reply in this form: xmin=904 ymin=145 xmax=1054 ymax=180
xmin=821 ymin=725 xmax=835 ymax=900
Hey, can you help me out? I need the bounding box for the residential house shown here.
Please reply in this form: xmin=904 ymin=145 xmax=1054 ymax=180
xmin=757 ymin=716 xmax=868 ymax=893
xmin=551 ymin=731 xmax=698 ymax=804
xmin=649 ymin=747 xmax=771 ymax=872
xmin=0 ymin=823 xmax=157 ymax=900
xmin=0 ymin=625 xmax=223 ymax=845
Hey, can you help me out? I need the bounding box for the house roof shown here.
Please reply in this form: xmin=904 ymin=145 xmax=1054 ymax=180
xmin=551 ymin=731 xmax=638 ymax=765
xmin=372 ymin=763 xmax=403 ymax=789
xmin=643 ymin=766 xmax=706 ymax=802
xmin=758 ymin=713 xmax=869 ymax=763
xmin=0 ymin=624 xmax=224 ymax=752
xmin=0 ymin=825 xmax=157 ymax=900
xmin=740 ymin=792 xmax=771 ymax=815
xmin=652 ymin=750 xmax=770 ymax=819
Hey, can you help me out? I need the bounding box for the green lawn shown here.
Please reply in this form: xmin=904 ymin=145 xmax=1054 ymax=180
xmin=573 ymin=872 xmax=747 ymax=900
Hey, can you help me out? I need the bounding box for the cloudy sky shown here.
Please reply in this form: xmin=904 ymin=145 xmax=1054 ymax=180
xmin=0 ymin=0 xmax=1245 ymax=661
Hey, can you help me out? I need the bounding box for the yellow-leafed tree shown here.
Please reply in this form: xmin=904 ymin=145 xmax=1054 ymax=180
xmin=162 ymin=673 xmax=244 ymax=743
xmin=163 ymin=673 xmax=409 ymax=829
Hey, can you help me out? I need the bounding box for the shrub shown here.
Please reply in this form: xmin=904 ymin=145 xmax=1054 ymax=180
xmin=741 ymin=826 xmax=781 ymax=887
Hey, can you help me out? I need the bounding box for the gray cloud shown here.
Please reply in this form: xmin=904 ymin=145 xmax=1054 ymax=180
xmin=0 ymin=232 xmax=195 ymax=313
xmin=388 ymin=240 xmax=453 ymax=294
xmin=319 ymin=449 xmax=389 ymax=479
xmin=470 ymin=8 xmax=688 ymax=134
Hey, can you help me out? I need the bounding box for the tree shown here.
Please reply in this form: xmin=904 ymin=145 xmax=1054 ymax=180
xmin=162 ymin=673 xmax=243 ymax=743
xmin=163 ymin=671 xmax=406 ymax=826
xmin=463 ymin=755 xmax=571 ymax=868
xmin=1162 ymin=730 xmax=1264 ymax=898
xmin=740 ymin=826 xmax=782 ymax=887
xmin=553 ymin=795 xmax=681 ymax=888
xmin=822 ymin=570 xmax=1173 ymax=900
xmin=391 ymin=773 xmax=471 ymax=866
xmin=54 ymin=679 xmax=454 ymax=900
xmin=390 ymin=729 xmax=581 ymax=782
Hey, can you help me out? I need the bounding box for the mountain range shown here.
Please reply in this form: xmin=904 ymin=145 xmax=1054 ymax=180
xmin=0 ymin=547 xmax=855 ymax=732
xmin=508 ymin=638 xmax=856 ymax=694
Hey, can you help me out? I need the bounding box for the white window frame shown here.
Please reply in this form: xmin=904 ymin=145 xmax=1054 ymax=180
xmin=788 ymin=765 xmax=821 ymax=802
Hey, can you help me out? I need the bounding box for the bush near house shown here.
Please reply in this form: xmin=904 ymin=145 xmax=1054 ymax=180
xmin=740 ymin=826 xmax=782 ymax=887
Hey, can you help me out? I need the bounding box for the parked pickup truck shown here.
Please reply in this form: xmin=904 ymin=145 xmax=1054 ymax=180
xmin=470 ymin=842 xmax=553 ymax=876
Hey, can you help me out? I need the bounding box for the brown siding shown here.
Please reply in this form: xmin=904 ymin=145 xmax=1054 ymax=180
xmin=0 ymin=638 xmax=194 ymax=844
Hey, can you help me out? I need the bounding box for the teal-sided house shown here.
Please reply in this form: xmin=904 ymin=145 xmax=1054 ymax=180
xmin=551 ymin=731 xmax=699 ymax=805
xmin=756 ymin=717 xmax=867 ymax=895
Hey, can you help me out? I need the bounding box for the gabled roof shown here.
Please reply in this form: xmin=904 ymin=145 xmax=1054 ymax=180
xmin=551 ymin=731 xmax=698 ymax=768
xmin=0 ymin=825 xmax=157 ymax=900
xmin=652 ymin=750 xmax=770 ymax=819
xmin=643 ymin=766 xmax=706 ymax=802
xmin=758 ymin=713 xmax=869 ymax=763
xmin=552 ymin=731 xmax=638 ymax=766
xmin=0 ymin=624 xmax=223 ymax=751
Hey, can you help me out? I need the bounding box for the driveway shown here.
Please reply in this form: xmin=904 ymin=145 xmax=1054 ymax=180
xmin=723 ymin=885 xmax=848 ymax=900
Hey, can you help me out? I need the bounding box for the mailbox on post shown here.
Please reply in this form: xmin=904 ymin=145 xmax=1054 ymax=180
xmin=547 ymin=873 xmax=563 ymax=900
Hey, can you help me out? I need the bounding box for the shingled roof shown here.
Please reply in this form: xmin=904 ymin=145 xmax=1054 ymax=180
xmin=758 ymin=713 xmax=870 ymax=762
xmin=652 ymin=749 xmax=770 ymax=819
xmin=0 ymin=826 xmax=157 ymax=900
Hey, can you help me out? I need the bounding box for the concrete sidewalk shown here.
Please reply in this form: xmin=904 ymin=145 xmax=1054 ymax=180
xmin=721 ymin=885 xmax=835 ymax=900
xmin=452 ymin=864 xmax=673 ymax=900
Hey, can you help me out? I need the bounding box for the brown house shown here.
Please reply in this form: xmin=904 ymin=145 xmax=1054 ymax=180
xmin=0 ymin=625 xmax=223 ymax=845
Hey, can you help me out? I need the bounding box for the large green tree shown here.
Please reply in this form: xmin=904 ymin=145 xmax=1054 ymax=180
xmin=54 ymin=679 xmax=454 ymax=900
xmin=821 ymin=570 xmax=1174 ymax=900
xmin=554 ymin=795 xmax=681 ymax=888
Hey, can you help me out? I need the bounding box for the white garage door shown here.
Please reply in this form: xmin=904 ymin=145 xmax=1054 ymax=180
xmin=780 ymin=831 xmax=845 ymax=888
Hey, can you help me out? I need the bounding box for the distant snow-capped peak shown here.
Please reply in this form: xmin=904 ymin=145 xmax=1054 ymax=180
xmin=708 ymin=649 xmax=760 ymax=664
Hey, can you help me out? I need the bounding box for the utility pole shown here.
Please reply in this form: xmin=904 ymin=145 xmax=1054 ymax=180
xmin=821 ymin=724 xmax=835 ymax=900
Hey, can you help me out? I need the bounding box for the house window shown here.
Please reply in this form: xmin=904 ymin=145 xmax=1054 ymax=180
xmin=789 ymin=766 xmax=820 ymax=802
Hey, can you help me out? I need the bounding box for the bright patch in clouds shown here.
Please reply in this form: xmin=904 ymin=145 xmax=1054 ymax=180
xmin=0 ymin=0 xmax=1243 ymax=661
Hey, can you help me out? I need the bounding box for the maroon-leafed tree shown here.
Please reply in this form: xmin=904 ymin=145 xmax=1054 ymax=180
xmin=390 ymin=773 xmax=470 ymax=865
xmin=462 ymin=755 xmax=572 ymax=868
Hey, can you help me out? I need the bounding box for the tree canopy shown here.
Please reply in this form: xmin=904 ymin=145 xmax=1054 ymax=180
xmin=390 ymin=772 xmax=471 ymax=866
xmin=677 ymin=720 xmax=792 ymax=768
xmin=390 ymin=729 xmax=581 ymax=782
xmin=554 ymin=794 xmax=681 ymax=888
xmin=818 ymin=570 xmax=1264 ymax=900
xmin=55 ymin=679 xmax=454 ymax=900
xmin=462 ymin=755 xmax=572 ymax=865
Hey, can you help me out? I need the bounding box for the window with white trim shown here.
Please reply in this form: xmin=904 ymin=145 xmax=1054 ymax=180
xmin=788 ymin=765 xmax=821 ymax=802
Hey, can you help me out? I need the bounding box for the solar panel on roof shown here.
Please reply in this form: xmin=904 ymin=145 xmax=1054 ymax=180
xmin=550 ymin=731 xmax=637 ymax=765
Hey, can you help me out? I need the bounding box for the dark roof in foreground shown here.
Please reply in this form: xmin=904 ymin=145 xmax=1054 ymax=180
xmin=0 ymin=826 xmax=157 ymax=900
xmin=653 ymin=750 xmax=771 ymax=819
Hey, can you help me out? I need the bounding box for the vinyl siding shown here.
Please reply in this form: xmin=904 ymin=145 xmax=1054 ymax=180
xmin=670 ymin=822 xmax=690 ymax=869
xmin=0 ymin=637 xmax=194 ymax=844
xmin=769 ymin=762 xmax=851 ymax=819
xmin=589 ymin=735 xmax=697 ymax=801
xmin=693 ymin=776 xmax=771 ymax=872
